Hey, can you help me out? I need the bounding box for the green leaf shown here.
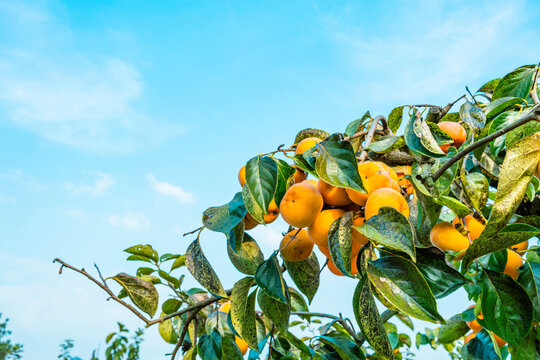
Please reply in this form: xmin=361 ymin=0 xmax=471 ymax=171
xmin=415 ymin=116 xmax=447 ymax=156
xmin=274 ymin=158 xmax=296 ymax=206
xmin=170 ymin=255 xmax=186 ymax=271
xmin=198 ymin=330 xmax=222 ymax=360
xmin=435 ymin=195 xmax=471 ymax=218
xmin=356 ymin=207 xmax=416 ymax=261
xmin=110 ymin=273 xmax=159 ymax=317
xmin=288 ymin=288 xmax=308 ymax=312
xmin=415 ymin=247 xmax=469 ymax=299
xmin=136 ymin=267 xmax=155 ymax=276
xmin=388 ymin=106 xmax=405 ymax=133
xmin=255 ymin=253 xmax=289 ymax=304
xmin=345 ymin=111 xmax=371 ymax=152
xmin=462 ymin=133 xmax=540 ymax=269
xmin=516 ymin=261 xmax=540 ymax=323
xmin=221 ymin=335 xmax=244 ymax=360
xmin=242 ymin=184 xmax=264 ymax=224
xmin=505 ymin=116 xmax=540 ymax=149
xmin=478 ymin=78 xmax=501 ymax=93
xmin=227 ymin=228 xmax=264 ymax=276
xmin=460 ymin=101 xmax=486 ymax=134
xmin=162 ymin=298 xmax=181 ymax=315
xmin=367 ymin=256 xmax=444 ymax=323
xmin=327 ymin=211 xmax=355 ymax=276
xmin=460 ymin=330 xmax=500 ymax=360
xmin=246 ymin=155 xmax=278 ymax=215
xmin=185 ymin=239 xmax=228 ymax=298
xmin=480 ymin=268 xmax=533 ymax=344
xmin=285 ymin=331 xmax=314 ymax=357
xmin=485 ymin=97 xmax=524 ymax=121
xmin=367 ymin=135 xmax=405 ymax=153
xmin=230 ymin=277 xmax=258 ymax=350
xmin=404 ymin=109 xmax=445 ymax=158
xmin=202 ymin=192 xmax=247 ymax=234
xmin=257 ymin=289 xmax=289 ymax=334
xmin=437 ymin=314 xmax=470 ymax=343
xmin=158 ymin=311 xmax=178 ymax=344
xmin=353 ymin=276 xmax=394 ymax=360
xmin=311 ymin=134 xmax=366 ymax=192
xmin=124 ymin=244 xmax=158 ymax=263
xmin=317 ymin=336 xmax=365 ymax=360
xmin=492 ymin=65 xmax=536 ymax=100
xmin=508 ymin=329 xmax=537 ymax=360
xmin=463 ymin=223 xmax=540 ymax=272
xmin=294 ymin=128 xmax=330 ymax=144
xmin=283 ymin=252 xmax=320 ymax=303
xmin=462 ymin=172 xmax=490 ymax=212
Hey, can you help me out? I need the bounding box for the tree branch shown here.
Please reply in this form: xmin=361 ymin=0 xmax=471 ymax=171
xmin=358 ymin=115 xmax=387 ymax=162
xmin=53 ymin=258 xmax=150 ymax=325
xmin=171 ymin=309 xmax=200 ymax=360
xmin=432 ymin=104 xmax=540 ymax=181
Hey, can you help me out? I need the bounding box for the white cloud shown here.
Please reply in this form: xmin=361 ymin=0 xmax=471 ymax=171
xmin=0 ymin=2 xmax=183 ymax=153
xmin=108 ymin=213 xmax=150 ymax=231
xmin=64 ymin=173 xmax=115 ymax=196
xmin=147 ymin=174 xmax=196 ymax=204
xmin=317 ymin=0 xmax=538 ymax=108
xmin=0 ymin=168 xmax=45 ymax=190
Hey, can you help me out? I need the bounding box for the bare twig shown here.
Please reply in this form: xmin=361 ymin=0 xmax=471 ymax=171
xmin=358 ymin=115 xmax=387 ymax=162
xmin=171 ymin=309 xmax=200 ymax=360
xmin=183 ymin=226 xmax=204 ymax=237
xmin=263 ymin=144 xmax=296 ymax=156
xmin=53 ymin=258 xmax=150 ymax=325
xmin=344 ymin=130 xmax=386 ymax=142
xmin=440 ymin=94 xmax=467 ymax=117
xmin=432 ymin=104 xmax=540 ymax=181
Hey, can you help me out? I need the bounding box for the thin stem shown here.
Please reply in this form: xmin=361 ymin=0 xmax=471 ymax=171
xmin=263 ymin=144 xmax=295 ymax=156
xmin=53 ymin=259 xmax=150 ymax=325
xmin=432 ymin=104 xmax=540 ymax=181
xmin=183 ymin=226 xmax=204 ymax=237
xmin=358 ymin=115 xmax=387 ymax=162
xmin=465 ymin=86 xmax=479 ymax=106
xmin=171 ymin=310 xmax=200 ymax=360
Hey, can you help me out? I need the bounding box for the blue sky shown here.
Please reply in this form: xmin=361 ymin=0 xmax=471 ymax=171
xmin=1 ymin=0 xmax=539 ymax=359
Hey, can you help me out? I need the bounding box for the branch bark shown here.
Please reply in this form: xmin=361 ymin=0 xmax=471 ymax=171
xmin=358 ymin=115 xmax=387 ymax=162
xmin=432 ymin=104 xmax=540 ymax=181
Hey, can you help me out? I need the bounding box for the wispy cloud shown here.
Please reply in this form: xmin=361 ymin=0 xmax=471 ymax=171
xmin=64 ymin=173 xmax=115 ymax=196
xmin=108 ymin=213 xmax=150 ymax=231
xmin=0 ymin=169 xmax=45 ymax=190
xmin=147 ymin=174 xmax=196 ymax=204
xmin=0 ymin=2 xmax=183 ymax=153
xmin=317 ymin=0 xmax=537 ymax=107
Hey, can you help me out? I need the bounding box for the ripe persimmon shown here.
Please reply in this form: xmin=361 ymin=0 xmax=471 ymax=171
xmin=430 ymin=222 xmax=469 ymax=259
xmin=295 ymin=137 xmax=321 ymax=155
xmin=280 ymin=183 xmax=323 ymax=228
xmin=452 ymin=215 xmax=485 ymax=241
xmin=364 ymin=188 xmax=409 ymax=220
xmin=318 ymin=180 xmax=352 ymax=206
xmin=438 ymin=121 xmax=467 ymax=153
xmin=280 ymin=229 xmax=314 ymax=262
xmin=504 ymin=249 xmax=523 ymax=280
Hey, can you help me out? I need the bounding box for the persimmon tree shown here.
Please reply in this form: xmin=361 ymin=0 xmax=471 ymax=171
xmin=55 ymin=64 xmax=540 ymax=360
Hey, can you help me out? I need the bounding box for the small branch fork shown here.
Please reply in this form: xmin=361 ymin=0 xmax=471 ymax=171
xmin=432 ymin=103 xmax=540 ymax=181
xmin=357 ymin=115 xmax=388 ymax=163
xmin=291 ymin=309 xmax=398 ymax=346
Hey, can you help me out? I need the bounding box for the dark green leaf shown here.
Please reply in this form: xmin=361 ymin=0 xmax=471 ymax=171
xmin=345 ymin=111 xmax=371 ymax=152
xmin=285 ymin=331 xmax=314 ymax=357
xmin=437 ymin=314 xmax=470 ymax=343
xmin=227 ymin=229 xmax=264 ymax=276
xmin=478 ymin=78 xmax=501 ymax=93
xmin=353 ymin=276 xmax=394 ymax=360
xmin=388 ymin=106 xmax=405 ymax=133
xmin=367 ymin=256 xmax=444 ymax=323
xmin=463 ymin=223 xmax=540 ymax=271
xmin=274 ymin=158 xmax=296 ymax=206
xmin=356 ymin=207 xmax=416 ymax=261
xmin=505 ymin=117 xmax=540 ymax=149
xmin=367 ymin=135 xmax=405 ymax=153
xmin=246 ymin=155 xmax=278 ymax=215
xmin=255 ymin=253 xmax=289 ymax=304
xmin=462 ymin=133 xmax=540 ymax=269
xmin=221 ymin=335 xmax=244 ymax=360
xmin=230 ymin=277 xmax=258 ymax=350
xmin=110 ymin=273 xmax=159 ymax=317
xmin=284 ymin=252 xmax=320 ymax=303
xmin=198 ymin=330 xmax=222 ymax=360
xmin=492 ymin=65 xmax=536 ymax=100
xmin=327 ymin=211 xmax=354 ymax=276
xmin=508 ymin=329 xmax=537 ymax=360
xmin=170 ymin=255 xmax=186 ymax=271
xmin=404 ymin=109 xmax=445 ymax=158
xmin=516 ymin=261 xmax=540 ymax=323
xmin=311 ymin=134 xmax=366 ymax=192
xmin=257 ymin=289 xmax=289 ymax=334
xmin=294 ymin=128 xmax=330 ymax=144
xmin=485 ymin=97 xmax=524 ymax=121
xmin=460 ymin=101 xmax=486 ymax=134
xmin=460 ymin=330 xmax=500 ymax=360
xmin=185 ymin=239 xmax=228 ymax=298
xmin=317 ymin=336 xmax=365 ymax=360
xmin=435 ymin=195 xmax=471 ymax=218
xmin=136 ymin=267 xmax=155 ymax=276
xmin=462 ymin=172 xmax=490 ymax=212
xmin=288 ymin=288 xmax=308 ymax=313
xmin=162 ymin=298 xmax=182 ymax=315
xmin=202 ymin=192 xmax=247 ymax=234
xmin=480 ymin=268 xmax=533 ymax=344
xmin=415 ymin=247 xmax=469 ymax=299
xmin=415 ymin=116 xmax=447 ymax=157
xmin=242 ymin=184 xmax=264 ymax=224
